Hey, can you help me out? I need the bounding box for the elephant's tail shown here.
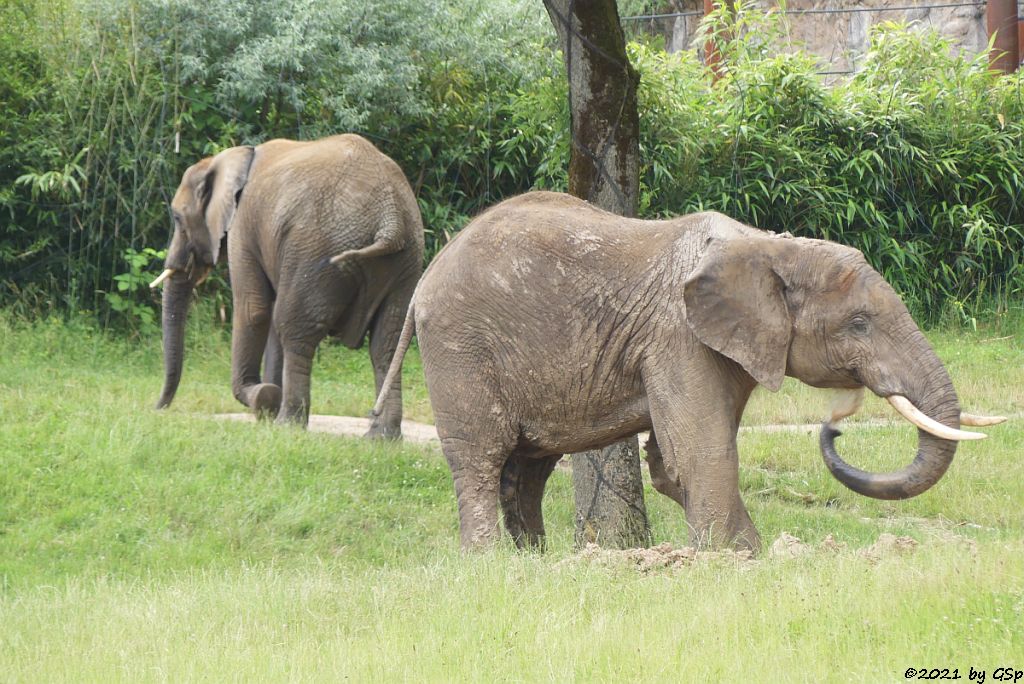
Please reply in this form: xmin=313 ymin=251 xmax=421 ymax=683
xmin=372 ymin=301 xmax=416 ymax=417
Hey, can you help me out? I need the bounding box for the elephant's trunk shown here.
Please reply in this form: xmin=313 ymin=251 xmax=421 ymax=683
xmin=156 ymin=271 xmax=194 ymax=409
xmin=819 ymin=337 xmax=962 ymax=500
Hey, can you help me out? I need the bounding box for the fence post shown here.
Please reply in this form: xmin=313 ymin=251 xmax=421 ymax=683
xmin=703 ymin=0 xmax=730 ymax=81
xmin=1019 ymin=15 xmax=1024 ymax=67
xmin=987 ymin=0 xmax=1020 ymax=73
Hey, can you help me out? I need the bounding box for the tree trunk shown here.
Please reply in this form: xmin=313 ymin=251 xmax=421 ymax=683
xmin=543 ymin=0 xmax=651 ymax=549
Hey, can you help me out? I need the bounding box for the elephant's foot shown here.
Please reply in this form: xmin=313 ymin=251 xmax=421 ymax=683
xmin=724 ymin=518 xmax=761 ymax=554
xmin=274 ymin=405 xmax=309 ymax=428
xmin=364 ymin=417 xmax=402 ymax=441
xmin=690 ymin=511 xmax=761 ymax=554
xmin=240 ymin=383 xmax=282 ymax=421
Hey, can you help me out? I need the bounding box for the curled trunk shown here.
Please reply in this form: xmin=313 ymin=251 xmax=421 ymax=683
xmin=156 ymin=273 xmax=194 ymax=409
xmin=821 ymin=423 xmax=957 ymax=500
xmin=820 ymin=355 xmax=960 ymax=500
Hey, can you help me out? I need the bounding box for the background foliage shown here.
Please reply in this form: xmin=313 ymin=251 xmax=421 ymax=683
xmin=514 ymin=5 xmax=1024 ymax=323
xmin=0 ymin=0 xmax=555 ymax=327
xmin=1 ymin=0 xmax=1021 ymax=327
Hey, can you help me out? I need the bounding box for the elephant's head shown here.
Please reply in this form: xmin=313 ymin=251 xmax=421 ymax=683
xmin=683 ymin=221 xmax=1003 ymax=500
xmin=152 ymin=145 xmax=255 ymax=409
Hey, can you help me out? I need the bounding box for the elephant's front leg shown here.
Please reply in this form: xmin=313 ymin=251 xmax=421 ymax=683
xmin=230 ymin=276 xmax=281 ymax=419
xmin=645 ymin=355 xmax=759 ymax=552
xmin=276 ymin=343 xmax=315 ymax=426
xmin=263 ymin=325 xmax=283 ymax=388
xmin=684 ymin=440 xmax=758 ymax=552
xmin=644 ymin=431 xmax=688 ymax=509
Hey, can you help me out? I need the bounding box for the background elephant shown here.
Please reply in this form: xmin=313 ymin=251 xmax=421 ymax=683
xmin=153 ymin=134 xmax=424 ymax=435
xmin=374 ymin=191 xmax=1002 ymax=551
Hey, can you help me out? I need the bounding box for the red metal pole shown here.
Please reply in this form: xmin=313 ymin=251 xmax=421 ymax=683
xmin=1019 ymin=17 xmax=1024 ymax=67
xmin=704 ymin=0 xmax=722 ymax=80
xmin=987 ymin=0 xmax=1020 ymax=73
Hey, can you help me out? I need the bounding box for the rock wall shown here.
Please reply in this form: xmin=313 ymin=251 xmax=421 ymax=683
xmin=631 ymin=0 xmax=994 ymax=74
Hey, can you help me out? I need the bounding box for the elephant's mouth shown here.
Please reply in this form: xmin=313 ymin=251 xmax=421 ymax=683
xmin=150 ymin=254 xmax=212 ymax=289
xmin=150 ymin=267 xmax=175 ymax=288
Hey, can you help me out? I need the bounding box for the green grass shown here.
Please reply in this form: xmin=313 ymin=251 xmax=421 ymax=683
xmin=0 ymin=312 xmax=1022 ymax=681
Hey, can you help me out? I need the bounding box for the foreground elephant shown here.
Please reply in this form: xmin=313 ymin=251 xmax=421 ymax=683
xmin=152 ymin=134 xmax=424 ymax=435
xmin=375 ymin=191 xmax=1003 ymax=551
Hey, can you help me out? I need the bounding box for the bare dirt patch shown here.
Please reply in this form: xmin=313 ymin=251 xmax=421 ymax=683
xmin=770 ymin=531 xmax=812 ymax=559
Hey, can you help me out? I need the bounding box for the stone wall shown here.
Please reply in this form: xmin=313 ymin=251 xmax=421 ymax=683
xmin=628 ymin=0 xmax=994 ymax=74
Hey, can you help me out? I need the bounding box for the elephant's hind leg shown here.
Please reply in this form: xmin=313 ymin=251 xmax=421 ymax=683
xmin=439 ymin=431 xmax=514 ymax=549
xmin=272 ymin=288 xmax=335 ymax=427
xmin=423 ymin=345 xmax=513 ymax=549
xmin=276 ymin=346 xmax=315 ymax=426
xmin=366 ymin=286 xmax=411 ymax=440
xmin=499 ymin=453 xmax=561 ymax=550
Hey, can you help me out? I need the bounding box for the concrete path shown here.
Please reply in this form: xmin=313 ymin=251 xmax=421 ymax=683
xmin=214 ymin=413 xmax=441 ymax=442
xmin=212 ymin=413 xmax=946 ymax=444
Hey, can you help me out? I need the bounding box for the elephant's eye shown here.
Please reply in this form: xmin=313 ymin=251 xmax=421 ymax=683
xmin=847 ymin=315 xmax=870 ymax=335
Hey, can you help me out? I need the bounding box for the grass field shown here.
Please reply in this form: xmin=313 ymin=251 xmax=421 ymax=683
xmin=0 ymin=310 xmax=1022 ymax=681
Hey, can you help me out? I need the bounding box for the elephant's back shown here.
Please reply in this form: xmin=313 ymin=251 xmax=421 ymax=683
xmin=244 ymin=135 xmax=421 ymax=259
xmin=255 ymin=135 xmax=396 ymax=189
xmin=414 ymin=191 xmax=676 ymax=340
xmin=422 ymin=191 xmax=676 ymax=293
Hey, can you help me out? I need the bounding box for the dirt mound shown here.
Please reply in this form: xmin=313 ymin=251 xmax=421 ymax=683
xmin=561 ymin=541 xmax=755 ymax=573
xmin=563 ymin=532 xmax=934 ymax=572
xmin=769 ymin=531 xmax=811 ymax=559
xmin=858 ymin=532 xmax=919 ymax=563
xmin=819 ymin=533 xmax=848 ymax=553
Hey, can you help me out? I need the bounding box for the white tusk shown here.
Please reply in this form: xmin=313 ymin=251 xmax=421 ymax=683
xmin=887 ymin=395 xmax=986 ymax=441
xmin=828 ymin=388 xmax=864 ymax=427
xmin=960 ymin=412 xmax=1007 ymax=427
xmin=149 ymin=268 xmax=175 ymax=288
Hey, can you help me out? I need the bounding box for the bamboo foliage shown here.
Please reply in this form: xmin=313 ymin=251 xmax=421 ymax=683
xmin=510 ymin=11 xmax=1023 ymax=323
xmin=1 ymin=0 xmax=1021 ymax=327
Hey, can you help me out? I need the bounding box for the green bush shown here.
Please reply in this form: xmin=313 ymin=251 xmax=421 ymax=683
xmin=0 ymin=1 xmax=68 ymax=315
xmin=510 ymin=5 xmax=1023 ymax=323
xmin=1 ymin=0 xmax=1021 ymax=326
xmin=0 ymin=0 xmax=555 ymax=325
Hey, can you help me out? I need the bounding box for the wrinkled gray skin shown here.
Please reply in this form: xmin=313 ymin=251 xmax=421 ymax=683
xmin=378 ymin=191 xmax=965 ymax=552
xmin=157 ymin=134 xmax=423 ymax=435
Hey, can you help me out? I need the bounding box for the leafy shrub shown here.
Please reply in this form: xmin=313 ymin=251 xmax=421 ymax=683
xmin=511 ymin=5 xmax=1023 ymax=323
xmin=1 ymin=0 xmax=1021 ymax=327
xmin=104 ymin=248 xmax=166 ymax=338
xmin=0 ymin=0 xmax=555 ymax=324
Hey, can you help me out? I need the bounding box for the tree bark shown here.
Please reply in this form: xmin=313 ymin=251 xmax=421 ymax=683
xmin=544 ymin=0 xmax=651 ymax=549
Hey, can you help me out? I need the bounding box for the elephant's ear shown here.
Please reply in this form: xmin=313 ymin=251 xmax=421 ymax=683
xmin=683 ymin=237 xmax=792 ymax=392
xmin=202 ymin=146 xmax=255 ymax=262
